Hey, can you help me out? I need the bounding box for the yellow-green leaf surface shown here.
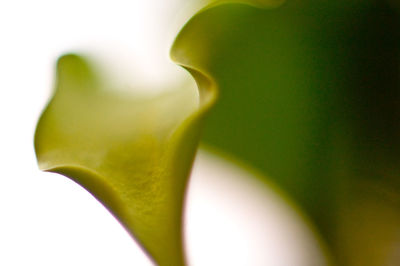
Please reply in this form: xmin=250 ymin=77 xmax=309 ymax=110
xmin=172 ymin=1 xmax=400 ymax=265
xmin=34 ymin=54 xmax=216 ymax=265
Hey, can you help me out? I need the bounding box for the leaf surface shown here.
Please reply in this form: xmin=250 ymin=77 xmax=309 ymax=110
xmin=34 ymin=54 xmax=216 ymax=266
xmin=35 ymin=0 xmax=400 ymax=265
xmin=172 ymin=1 xmax=400 ymax=265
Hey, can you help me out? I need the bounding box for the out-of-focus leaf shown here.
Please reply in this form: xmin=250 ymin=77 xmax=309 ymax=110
xmin=172 ymin=1 xmax=400 ymax=265
xmin=34 ymin=54 xmax=216 ymax=266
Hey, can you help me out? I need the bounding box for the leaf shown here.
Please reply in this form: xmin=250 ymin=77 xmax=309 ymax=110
xmin=34 ymin=2 xmax=289 ymax=265
xmin=34 ymin=54 xmax=216 ymax=265
xmin=171 ymin=1 xmax=400 ymax=265
xmin=35 ymin=1 xmax=400 ymax=265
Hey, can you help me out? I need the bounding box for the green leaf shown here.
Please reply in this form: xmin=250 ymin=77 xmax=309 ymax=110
xmin=35 ymin=1 xmax=400 ymax=265
xmin=172 ymin=1 xmax=400 ymax=265
xmin=34 ymin=54 xmax=216 ymax=266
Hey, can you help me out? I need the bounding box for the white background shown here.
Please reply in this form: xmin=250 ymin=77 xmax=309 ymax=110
xmin=0 ymin=1 xmax=326 ymax=265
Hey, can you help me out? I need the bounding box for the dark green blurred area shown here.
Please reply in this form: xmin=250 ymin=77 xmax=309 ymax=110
xmin=176 ymin=1 xmax=400 ymax=264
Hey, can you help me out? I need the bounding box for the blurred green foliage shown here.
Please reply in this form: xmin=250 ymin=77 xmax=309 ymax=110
xmin=173 ymin=1 xmax=400 ymax=265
